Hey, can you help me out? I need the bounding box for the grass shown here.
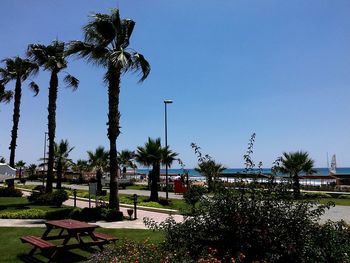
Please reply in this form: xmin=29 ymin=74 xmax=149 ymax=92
xmin=0 ymin=227 xmax=164 ymax=263
xmin=0 ymin=197 xmax=71 ymax=219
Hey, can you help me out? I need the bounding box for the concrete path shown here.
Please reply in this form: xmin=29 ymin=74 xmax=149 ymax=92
xmin=20 ymin=181 xmax=184 ymax=199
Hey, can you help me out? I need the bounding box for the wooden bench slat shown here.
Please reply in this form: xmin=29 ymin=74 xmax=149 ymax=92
xmin=20 ymin=235 xmax=56 ymax=249
xmin=93 ymin=232 xmax=118 ymax=241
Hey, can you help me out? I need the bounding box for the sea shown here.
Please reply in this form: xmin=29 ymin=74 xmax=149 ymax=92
xmin=137 ymin=167 xmax=350 ymax=178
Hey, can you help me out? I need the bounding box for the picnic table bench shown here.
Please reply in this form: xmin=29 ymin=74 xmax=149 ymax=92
xmin=20 ymin=236 xmax=56 ymax=255
xmin=20 ymin=219 xmax=117 ymax=262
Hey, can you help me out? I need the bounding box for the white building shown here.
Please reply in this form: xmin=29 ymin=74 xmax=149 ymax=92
xmin=0 ymin=163 xmax=16 ymax=182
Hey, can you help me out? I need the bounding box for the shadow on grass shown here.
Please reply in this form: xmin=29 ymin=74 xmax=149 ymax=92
xmin=18 ymin=249 xmax=93 ymax=263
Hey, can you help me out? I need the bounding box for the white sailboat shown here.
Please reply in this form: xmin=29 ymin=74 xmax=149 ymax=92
xmin=329 ymin=154 xmax=336 ymax=175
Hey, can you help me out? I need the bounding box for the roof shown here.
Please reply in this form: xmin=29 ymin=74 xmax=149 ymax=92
xmin=219 ymin=173 xmax=270 ymax=179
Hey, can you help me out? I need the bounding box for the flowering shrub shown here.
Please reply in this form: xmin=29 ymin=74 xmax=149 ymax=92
xmin=87 ymin=239 xmax=191 ymax=263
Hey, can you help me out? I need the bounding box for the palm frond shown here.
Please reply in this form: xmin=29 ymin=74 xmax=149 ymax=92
xmin=28 ymin=81 xmax=39 ymax=96
xmin=84 ymin=13 xmax=115 ymax=46
xmin=118 ymin=19 xmax=135 ymax=48
xmin=63 ymin=74 xmax=79 ymax=90
xmin=131 ymin=52 xmax=151 ymax=82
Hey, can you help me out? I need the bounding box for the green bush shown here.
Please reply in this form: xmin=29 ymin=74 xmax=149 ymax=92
xmin=0 ymin=187 xmax=23 ymax=197
xmin=183 ymin=185 xmax=207 ymax=213
xmin=302 ymin=192 xmax=332 ymax=199
xmin=0 ymin=208 xmax=45 ymax=219
xmin=338 ymin=194 xmax=350 ymax=199
xmin=45 ymin=208 xmax=75 ymax=220
xmin=28 ymin=189 xmax=68 ymax=207
xmin=101 ymin=208 xmax=123 ymax=222
xmin=50 ymin=189 xmax=69 ymax=207
xmin=145 ymin=181 xmax=341 ymax=262
xmin=79 ymin=207 xmax=102 ymax=222
xmin=69 ymin=208 xmax=82 ymax=220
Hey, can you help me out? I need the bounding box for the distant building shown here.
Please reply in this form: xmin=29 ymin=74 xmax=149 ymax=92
xmin=0 ymin=163 xmax=16 ymax=182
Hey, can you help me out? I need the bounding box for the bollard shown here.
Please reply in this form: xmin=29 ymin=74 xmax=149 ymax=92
xmin=133 ymin=194 xmax=138 ymax=220
xmin=73 ymin=189 xmax=77 ymax=208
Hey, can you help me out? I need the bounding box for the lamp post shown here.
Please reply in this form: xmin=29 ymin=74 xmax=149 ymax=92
xmin=42 ymin=132 xmax=48 ymax=186
xmin=164 ymin=99 xmax=173 ymax=200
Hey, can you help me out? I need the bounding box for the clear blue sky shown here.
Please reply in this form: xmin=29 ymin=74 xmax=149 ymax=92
xmin=0 ymin=0 xmax=349 ymax=168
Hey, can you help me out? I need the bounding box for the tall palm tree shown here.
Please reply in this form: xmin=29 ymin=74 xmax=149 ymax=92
xmin=27 ymin=40 xmax=79 ymax=193
xmin=0 ymin=57 xmax=39 ymax=167
xmin=135 ymin=138 xmax=177 ymax=202
xmin=118 ymin=150 xmax=135 ymax=177
xmin=54 ymin=139 xmax=74 ymax=189
xmin=87 ymin=146 xmax=109 ymax=193
xmin=66 ymin=9 xmax=150 ymax=210
xmin=279 ymin=151 xmax=316 ymax=198
xmin=15 ymin=160 xmax=26 ymax=181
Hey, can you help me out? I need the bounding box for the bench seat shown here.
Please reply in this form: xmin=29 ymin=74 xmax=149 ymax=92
xmin=93 ymin=232 xmax=118 ymax=242
xmin=20 ymin=235 xmax=56 ymax=249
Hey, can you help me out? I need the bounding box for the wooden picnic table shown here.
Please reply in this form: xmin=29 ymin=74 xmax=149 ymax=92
xmin=21 ymin=219 xmax=117 ymax=262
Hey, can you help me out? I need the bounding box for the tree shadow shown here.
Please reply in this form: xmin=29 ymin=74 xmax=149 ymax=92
xmin=18 ymin=250 xmax=90 ymax=263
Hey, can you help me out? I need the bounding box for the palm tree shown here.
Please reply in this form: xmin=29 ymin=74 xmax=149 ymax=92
xmin=72 ymin=159 xmax=90 ymax=183
xmin=54 ymin=139 xmax=74 ymax=189
xmin=118 ymin=150 xmax=136 ymax=177
xmin=87 ymin=146 xmax=109 ymax=193
xmin=27 ymin=40 xmax=79 ymax=193
xmin=195 ymin=160 xmax=225 ymax=192
xmin=135 ymin=138 xmax=177 ymax=202
xmin=279 ymin=151 xmax=316 ymax=198
xmin=27 ymin=163 xmax=37 ymax=180
xmin=0 ymin=57 xmax=39 ymax=167
xmin=15 ymin=160 xmax=26 ymax=181
xmin=66 ymin=9 xmax=150 ymax=210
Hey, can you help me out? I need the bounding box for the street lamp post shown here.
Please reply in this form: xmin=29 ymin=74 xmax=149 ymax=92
xmin=164 ymin=99 xmax=173 ymax=200
xmin=42 ymin=132 xmax=48 ymax=186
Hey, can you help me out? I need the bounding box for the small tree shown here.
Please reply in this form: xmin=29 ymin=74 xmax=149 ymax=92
xmin=135 ymin=138 xmax=177 ymax=202
xmin=15 ymin=160 xmax=26 ymax=181
xmin=54 ymin=139 xmax=74 ymax=189
xmin=191 ymin=143 xmax=225 ymax=192
xmin=88 ymin=146 xmax=109 ymax=193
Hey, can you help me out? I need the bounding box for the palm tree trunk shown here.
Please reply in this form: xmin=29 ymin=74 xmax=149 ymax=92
xmin=150 ymin=162 xmax=160 ymax=202
xmin=56 ymin=160 xmax=62 ymax=189
xmin=9 ymin=77 xmax=22 ymax=168
xmin=46 ymin=71 xmax=58 ymax=193
xmin=96 ymin=169 xmax=102 ymax=193
xmin=293 ymin=173 xmax=300 ymax=198
xmin=107 ymin=65 xmax=121 ymax=210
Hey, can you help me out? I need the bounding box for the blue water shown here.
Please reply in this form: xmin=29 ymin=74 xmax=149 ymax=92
xmin=137 ymin=168 xmax=350 ymax=177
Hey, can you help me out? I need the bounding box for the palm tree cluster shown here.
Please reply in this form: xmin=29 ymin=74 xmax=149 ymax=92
xmin=0 ymin=8 xmax=150 ymax=210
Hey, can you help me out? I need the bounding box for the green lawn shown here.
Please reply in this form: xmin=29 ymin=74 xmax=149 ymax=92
xmin=0 ymin=227 xmax=164 ymax=263
xmin=0 ymin=197 xmax=72 ymax=219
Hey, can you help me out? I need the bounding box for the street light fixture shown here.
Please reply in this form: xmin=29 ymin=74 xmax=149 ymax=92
xmin=164 ymin=99 xmax=173 ymax=200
